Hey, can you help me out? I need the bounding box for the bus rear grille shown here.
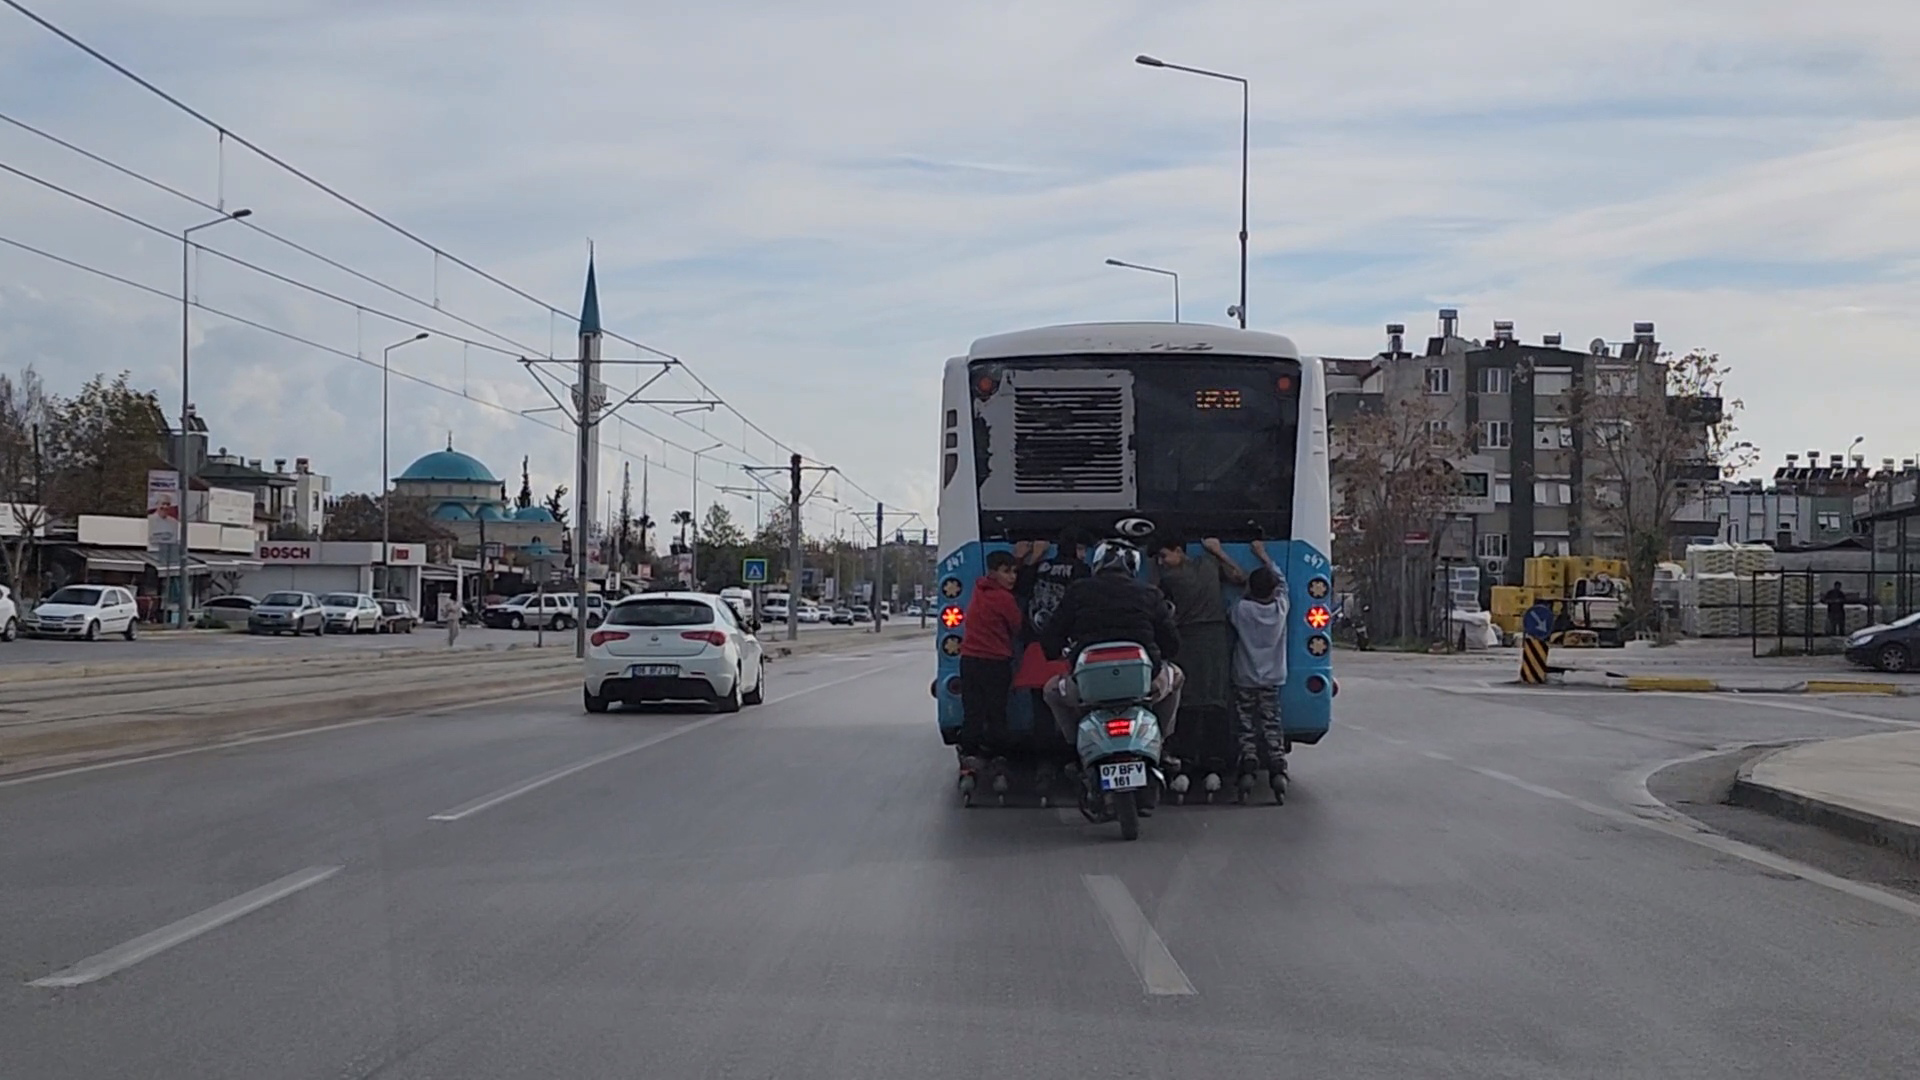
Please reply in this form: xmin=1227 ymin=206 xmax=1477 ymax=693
xmin=1013 ymin=387 xmax=1126 ymax=493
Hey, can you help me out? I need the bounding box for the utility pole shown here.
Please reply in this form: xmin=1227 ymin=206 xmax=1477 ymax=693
xmin=744 ymin=454 xmax=837 ymax=642
xmin=873 ymin=501 xmax=885 ymax=634
xmin=518 ymin=254 xmax=718 ymax=656
xmin=790 ymin=455 xmax=805 ymax=643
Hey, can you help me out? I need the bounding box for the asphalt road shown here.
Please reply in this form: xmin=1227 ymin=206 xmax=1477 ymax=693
xmin=5 ymin=644 xmax=1920 ymax=1077
xmin=0 ymin=618 xmax=893 ymax=666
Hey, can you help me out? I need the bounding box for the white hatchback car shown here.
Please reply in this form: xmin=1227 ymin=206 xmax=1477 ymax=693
xmin=25 ymin=584 xmax=140 ymax=641
xmin=584 ymin=592 xmax=765 ymax=713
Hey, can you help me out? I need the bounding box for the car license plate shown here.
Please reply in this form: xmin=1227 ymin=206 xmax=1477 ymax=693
xmin=1098 ymin=761 xmax=1147 ymax=791
xmin=627 ymin=664 xmax=678 ymax=678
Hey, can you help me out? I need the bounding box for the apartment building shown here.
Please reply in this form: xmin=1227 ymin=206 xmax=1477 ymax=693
xmin=1331 ymin=309 xmax=1721 ymax=586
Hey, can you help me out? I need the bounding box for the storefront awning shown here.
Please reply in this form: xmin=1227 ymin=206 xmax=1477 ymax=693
xmin=197 ymin=556 xmax=264 ymax=572
xmin=73 ymin=546 xmax=163 ymax=574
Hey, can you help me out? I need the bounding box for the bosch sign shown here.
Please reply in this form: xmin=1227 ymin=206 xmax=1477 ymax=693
xmin=258 ymin=544 xmax=316 ymax=563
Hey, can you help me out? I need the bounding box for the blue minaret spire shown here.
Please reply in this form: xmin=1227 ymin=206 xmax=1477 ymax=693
xmin=580 ymin=245 xmax=602 ymax=336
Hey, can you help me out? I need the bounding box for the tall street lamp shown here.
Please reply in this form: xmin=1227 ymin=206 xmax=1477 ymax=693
xmin=177 ymin=207 xmax=252 ymax=626
xmin=380 ymin=332 xmax=430 ymax=597
xmin=1135 ymin=54 xmax=1249 ymax=329
xmin=688 ymin=440 xmax=724 ymax=587
xmin=1105 ymin=258 xmax=1181 ymax=322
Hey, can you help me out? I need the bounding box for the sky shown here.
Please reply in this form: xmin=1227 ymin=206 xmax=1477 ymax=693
xmin=3 ymin=0 xmax=1919 ymax=543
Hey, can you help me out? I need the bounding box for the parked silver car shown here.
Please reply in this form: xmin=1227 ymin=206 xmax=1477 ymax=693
xmin=201 ymin=594 xmax=257 ymax=629
xmin=249 ymin=591 xmax=325 ymax=635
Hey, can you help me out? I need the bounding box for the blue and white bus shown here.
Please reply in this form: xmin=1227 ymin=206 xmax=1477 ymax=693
xmin=931 ymin=322 xmax=1335 ymax=774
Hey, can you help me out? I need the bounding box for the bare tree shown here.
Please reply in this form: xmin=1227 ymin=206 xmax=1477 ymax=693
xmin=0 ymin=368 xmax=52 ymax=601
xmin=1332 ymin=396 xmax=1472 ymax=642
xmin=1572 ymin=348 xmax=1753 ymax=634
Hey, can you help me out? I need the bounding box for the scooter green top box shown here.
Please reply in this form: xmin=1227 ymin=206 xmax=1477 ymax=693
xmin=1072 ymin=642 xmax=1154 ymax=705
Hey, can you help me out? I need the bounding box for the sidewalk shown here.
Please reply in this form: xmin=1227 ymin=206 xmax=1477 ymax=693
xmin=1732 ymin=732 xmax=1920 ymax=859
xmin=1336 ymin=639 xmax=1913 ymax=695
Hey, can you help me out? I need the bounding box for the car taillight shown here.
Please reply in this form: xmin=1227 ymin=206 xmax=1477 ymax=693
xmin=1104 ymin=717 xmax=1133 ymax=738
xmin=589 ymin=630 xmax=628 ymax=647
xmin=681 ymin=630 xmax=727 ymax=646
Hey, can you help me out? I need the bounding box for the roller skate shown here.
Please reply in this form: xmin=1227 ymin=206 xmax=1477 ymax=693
xmin=1269 ymin=757 xmax=1288 ymax=805
xmin=1235 ymin=754 xmax=1260 ymax=805
xmin=957 ymin=753 xmax=982 ymax=806
xmin=988 ymin=756 xmax=1011 ymax=806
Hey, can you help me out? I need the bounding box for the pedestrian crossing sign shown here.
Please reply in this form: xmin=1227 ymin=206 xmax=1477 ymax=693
xmin=743 ymin=558 xmax=769 ymax=584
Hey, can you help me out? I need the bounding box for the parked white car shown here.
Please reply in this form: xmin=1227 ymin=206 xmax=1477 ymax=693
xmin=318 ymin=592 xmax=381 ymax=634
xmin=24 ymin=584 xmax=139 ymax=641
xmin=0 ymin=584 xmax=17 ymax=641
xmin=583 ymin=592 xmax=765 ymax=713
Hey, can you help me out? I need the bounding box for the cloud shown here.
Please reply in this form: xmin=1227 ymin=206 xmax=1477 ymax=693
xmin=3 ymin=0 xmax=1919 ymax=540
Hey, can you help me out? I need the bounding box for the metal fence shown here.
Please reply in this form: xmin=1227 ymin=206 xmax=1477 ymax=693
xmin=1747 ymin=568 xmax=1920 ymax=657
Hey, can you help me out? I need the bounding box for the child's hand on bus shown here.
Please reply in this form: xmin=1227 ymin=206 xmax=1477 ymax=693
xmin=1251 ymin=538 xmax=1270 ymax=563
xmin=1201 ymin=537 xmax=1225 ymax=557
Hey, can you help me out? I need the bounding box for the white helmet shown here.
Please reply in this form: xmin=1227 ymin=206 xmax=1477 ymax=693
xmin=1090 ymin=539 xmax=1142 ymax=577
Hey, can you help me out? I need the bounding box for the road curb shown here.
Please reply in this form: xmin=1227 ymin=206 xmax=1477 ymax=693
xmin=1730 ymin=754 xmax=1920 ymax=861
xmin=1512 ymin=674 xmax=1909 ymax=695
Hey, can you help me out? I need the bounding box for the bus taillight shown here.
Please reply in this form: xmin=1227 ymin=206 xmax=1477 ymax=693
xmin=1304 ymin=605 xmax=1331 ymax=630
xmin=940 ymin=606 xmax=964 ymax=628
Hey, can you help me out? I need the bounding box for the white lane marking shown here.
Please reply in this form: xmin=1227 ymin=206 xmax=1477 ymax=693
xmin=1701 ymin=696 xmax=1920 ymax=729
xmin=1081 ymin=874 xmax=1197 ymax=996
xmin=429 ymin=660 xmax=908 ymax=822
xmin=1419 ymin=749 xmax=1453 ymax=762
xmin=29 ymin=866 xmax=341 ymax=988
xmin=1348 ymin=726 xmax=1920 ymax=922
xmin=0 ymin=684 xmax=575 ymax=790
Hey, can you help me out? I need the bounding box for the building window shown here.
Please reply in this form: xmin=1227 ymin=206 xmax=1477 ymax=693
xmin=1460 ymin=473 xmax=1490 ymax=499
xmin=1534 ymin=370 xmax=1573 ymax=396
xmin=1493 ymin=477 xmax=1512 ymax=504
xmin=1534 ymin=422 xmax=1572 ymax=450
xmin=1479 ymin=420 xmax=1512 ymax=450
xmin=1477 ymin=533 xmax=1509 ymax=559
xmin=1594 ymin=366 xmax=1636 ymax=395
xmin=1425 ymin=367 xmax=1451 ymax=395
xmin=1533 ymin=538 xmax=1571 ymax=557
xmin=1534 ymin=481 xmax=1573 ymax=506
xmin=1477 ymin=367 xmax=1509 ymax=395
xmin=1592 ymin=420 xmax=1624 ymax=448
xmin=1593 ymin=479 xmax=1624 ymax=508
xmin=1427 ymin=418 xmax=1452 ymax=444
xmin=1817 ymin=511 xmax=1842 ymax=531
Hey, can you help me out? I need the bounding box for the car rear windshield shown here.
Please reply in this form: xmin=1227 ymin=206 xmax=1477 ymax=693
xmin=262 ymin=592 xmax=306 ymax=606
xmin=607 ymin=600 xmax=715 ymax=627
xmin=321 ymin=593 xmax=359 ymax=607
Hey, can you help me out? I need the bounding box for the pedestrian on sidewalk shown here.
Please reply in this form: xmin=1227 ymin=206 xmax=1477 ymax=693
xmin=1228 ymin=543 xmax=1289 ymax=802
xmin=957 ymin=550 xmax=1024 ymax=764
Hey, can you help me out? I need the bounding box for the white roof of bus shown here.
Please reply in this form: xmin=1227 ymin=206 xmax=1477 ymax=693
xmin=968 ymin=322 xmax=1299 ymax=361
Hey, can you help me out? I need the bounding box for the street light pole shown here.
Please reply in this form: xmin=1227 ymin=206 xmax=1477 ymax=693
xmin=177 ymin=208 xmax=252 ymax=627
xmin=1104 ymin=258 xmax=1181 ymax=322
xmin=689 ymin=441 xmax=723 ymax=588
xmin=1135 ymin=54 xmax=1249 ymax=329
xmin=380 ymin=332 xmax=429 ymax=598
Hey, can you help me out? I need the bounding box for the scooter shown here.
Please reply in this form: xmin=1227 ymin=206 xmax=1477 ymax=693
xmin=1069 ymin=640 xmax=1166 ymax=841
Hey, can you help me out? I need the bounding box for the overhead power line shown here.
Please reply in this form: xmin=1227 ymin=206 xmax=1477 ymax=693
xmin=0 ymin=230 xmax=726 ymax=489
xmin=2 ymin=0 xmax=910 ymax=509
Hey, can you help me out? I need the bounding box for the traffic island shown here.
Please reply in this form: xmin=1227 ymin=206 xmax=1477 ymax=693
xmin=1730 ymin=733 xmax=1920 ymax=860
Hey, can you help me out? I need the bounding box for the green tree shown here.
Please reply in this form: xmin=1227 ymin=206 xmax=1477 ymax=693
xmin=42 ymin=371 xmax=169 ymax=519
xmin=543 ymin=484 xmax=570 ymax=529
xmin=700 ymin=502 xmax=748 ymax=549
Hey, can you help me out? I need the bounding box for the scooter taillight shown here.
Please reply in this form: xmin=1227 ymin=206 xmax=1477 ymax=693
xmin=1103 ymin=717 xmax=1133 ymax=738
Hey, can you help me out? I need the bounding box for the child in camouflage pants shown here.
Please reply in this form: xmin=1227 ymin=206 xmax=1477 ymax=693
xmin=1228 ymin=563 xmax=1289 ymax=801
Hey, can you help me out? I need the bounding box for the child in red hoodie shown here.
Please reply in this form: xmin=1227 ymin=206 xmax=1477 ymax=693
xmin=959 ymin=550 xmax=1024 ymax=759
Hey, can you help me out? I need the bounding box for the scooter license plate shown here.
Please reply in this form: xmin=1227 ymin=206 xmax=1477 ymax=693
xmin=1098 ymin=761 xmax=1147 ymax=791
